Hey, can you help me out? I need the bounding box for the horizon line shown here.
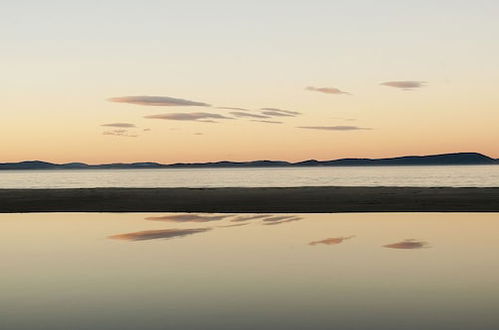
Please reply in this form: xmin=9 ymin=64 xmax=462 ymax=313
xmin=1 ymin=151 xmax=497 ymax=167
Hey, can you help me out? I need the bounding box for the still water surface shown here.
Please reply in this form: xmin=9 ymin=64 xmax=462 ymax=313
xmin=0 ymin=165 xmax=498 ymax=188
xmin=1 ymin=212 xmax=499 ymax=329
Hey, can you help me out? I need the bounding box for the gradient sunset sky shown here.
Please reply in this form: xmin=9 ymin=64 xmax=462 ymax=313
xmin=2 ymin=0 xmax=498 ymax=163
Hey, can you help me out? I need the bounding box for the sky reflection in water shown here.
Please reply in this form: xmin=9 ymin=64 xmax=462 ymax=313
xmin=1 ymin=212 xmax=499 ymax=330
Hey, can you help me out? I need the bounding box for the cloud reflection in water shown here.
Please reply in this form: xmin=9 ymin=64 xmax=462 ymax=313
xmin=145 ymin=213 xmax=302 ymax=226
xmin=145 ymin=214 xmax=233 ymax=222
xmin=109 ymin=228 xmax=211 ymax=241
xmin=309 ymin=236 xmax=355 ymax=246
xmin=262 ymin=215 xmax=302 ymax=225
xmin=383 ymin=239 xmax=430 ymax=249
xmin=230 ymin=214 xmax=275 ymax=222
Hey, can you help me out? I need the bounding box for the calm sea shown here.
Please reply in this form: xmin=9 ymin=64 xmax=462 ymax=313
xmin=0 ymin=165 xmax=497 ymax=188
xmin=2 ymin=212 xmax=499 ymax=329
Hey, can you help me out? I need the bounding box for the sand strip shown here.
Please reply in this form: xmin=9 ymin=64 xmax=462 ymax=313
xmin=0 ymin=187 xmax=498 ymax=213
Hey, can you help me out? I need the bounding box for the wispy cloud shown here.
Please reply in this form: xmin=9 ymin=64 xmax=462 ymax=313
xmin=309 ymin=236 xmax=355 ymax=246
xmin=383 ymin=239 xmax=430 ymax=249
xmin=261 ymin=108 xmax=300 ymax=115
xmin=144 ymin=112 xmax=233 ymax=122
xmin=217 ymin=107 xmax=250 ymax=111
xmin=330 ymin=117 xmax=356 ymax=122
xmin=251 ymin=120 xmax=283 ymax=124
xmin=297 ymin=126 xmax=371 ymax=131
xmin=260 ymin=108 xmax=301 ymax=118
xmin=218 ymin=223 xmax=251 ymax=228
xmin=306 ymin=86 xmax=350 ymax=95
xmin=261 ymin=111 xmax=294 ymax=117
xmin=108 ymin=95 xmax=211 ymax=107
xmin=230 ymin=111 xmax=270 ymax=119
xmin=101 ymin=123 xmax=136 ymax=128
xmin=380 ymin=81 xmax=427 ymax=90
xmin=108 ymin=228 xmax=211 ymax=241
xmin=145 ymin=214 xmax=233 ymax=222
xmin=102 ymin=129 xmax=138 ymax=137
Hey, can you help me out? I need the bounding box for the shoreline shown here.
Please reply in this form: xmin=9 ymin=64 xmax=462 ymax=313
xmin=1 ymin=187 xmax=498 ymax=213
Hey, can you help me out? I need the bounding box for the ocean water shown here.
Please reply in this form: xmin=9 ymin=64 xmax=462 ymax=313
xmin=1 ymin=212 xmax=499 ymax=330
xmin=0 ymin=165 xmax=498 ymax=188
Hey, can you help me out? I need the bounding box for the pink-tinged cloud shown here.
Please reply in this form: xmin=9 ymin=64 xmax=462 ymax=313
xmin=297 ymin=126 xmax=371 ymax=131
xmin=145 ymin=214 xmax=233 ymax=222
xmin=306 ymin=86 xmax=350 ymax=95
xmin=108 ymin=228 xmax=211 ymax=241
xmin=309 ymin=236 xmax=355 ymax=246
xmin=380 ymin=81 xmax=427 ymax=90
xmin=383 ymin=239 xmax=430 ymax=249
xmin=108 ymin=95 xmax=211 ymax=107
xmin=101 ymin=123 xmax=136 ymax=128
xmin=144 ymin=112 xmax=233 ymax=122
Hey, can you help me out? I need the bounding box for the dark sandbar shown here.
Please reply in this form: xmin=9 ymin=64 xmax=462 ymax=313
xmin=1 ymin=187 xmax=498 ymax=213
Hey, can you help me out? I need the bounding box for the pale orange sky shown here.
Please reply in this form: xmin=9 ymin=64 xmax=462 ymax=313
xmin=2 ymin=1 xmax=498 ymax=163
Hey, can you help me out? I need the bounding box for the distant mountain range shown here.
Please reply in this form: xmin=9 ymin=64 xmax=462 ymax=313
xmin=0 ymin=152 xmax=497 ymax=170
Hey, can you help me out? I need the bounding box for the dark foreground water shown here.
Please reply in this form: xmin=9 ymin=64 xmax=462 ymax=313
xmin=0 ymin=165 xmax=498 ymax=188
xmin=1 ymin=212 xmax=499 ymax=330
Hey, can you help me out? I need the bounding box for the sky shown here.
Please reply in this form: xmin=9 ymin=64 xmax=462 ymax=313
xmin=2 ymin=0 xmax=499 ymax=163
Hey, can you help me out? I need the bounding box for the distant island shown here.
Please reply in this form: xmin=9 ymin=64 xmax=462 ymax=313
xmin=0 ymin=152 xmax=497 ymax=170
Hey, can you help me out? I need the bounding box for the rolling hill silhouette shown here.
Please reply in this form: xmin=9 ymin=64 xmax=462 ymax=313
xmin=0 ymin=152 xmax=496 ymax=170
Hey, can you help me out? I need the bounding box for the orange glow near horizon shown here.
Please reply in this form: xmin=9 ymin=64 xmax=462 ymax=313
xmin=2 ymin=2 xmax=498 ymax=163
